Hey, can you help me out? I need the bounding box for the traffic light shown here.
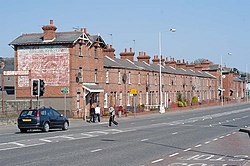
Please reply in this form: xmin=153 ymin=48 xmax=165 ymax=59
xmin=39 ymin=79 xmax=45 ymax=96
xmin=32 ymin=79 xmax=39 ymax=96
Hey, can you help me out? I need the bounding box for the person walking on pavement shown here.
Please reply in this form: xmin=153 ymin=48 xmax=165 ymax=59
xmin=95 ymin=104 xmax=101 ymax=122
xmin=108 ymin=105 xmax=118 ymax=127
xmin=90 ymin=104 xmax=96 ymax=123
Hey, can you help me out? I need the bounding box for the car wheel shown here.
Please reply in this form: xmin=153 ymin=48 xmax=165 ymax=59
xmin=20 ymin=129 xmax=27 ymax=133
xmin=62 ymin=121 xmax=69 ymax=130
xmin=43 ymin=122 xmax=50 ymax=132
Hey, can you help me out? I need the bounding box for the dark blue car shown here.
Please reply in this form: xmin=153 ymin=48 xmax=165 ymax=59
xmin=18 ymin=107 xmax=69 ymax=133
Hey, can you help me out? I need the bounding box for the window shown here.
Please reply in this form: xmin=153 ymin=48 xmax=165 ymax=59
xmin=155 ymin=74 xmax=157 ymax=85
xmin=138 ymin=72 xmax=141 ymax=84
xmin=104 ymin=93 xmax=108 ymax=108
xmin=79 ymin=43 xmax=82 ymax=57
xmin=118 ymin=71 xmax=121 ymax=84
xmin=94 ymin=47 xmax=97 ymax=58
xmin=127 ymin=91 xmax=130 ymax=106
xmin=94 ymin=69 xmax=98 ymax=83
xmin=106 ymin=70 xmax=109 ymax=83
xmin=128 ymin=72 xmax=131 ymax=84
xmin=139 ymin=91 xmax=142 ymax=104
xmin=119 ymin=92 xmax=122 ymax=106
xmin=146 ymin=73 xmax=149 ymax=84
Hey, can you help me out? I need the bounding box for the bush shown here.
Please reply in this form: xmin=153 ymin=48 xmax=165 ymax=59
xmin=103 ymin=111 xmax=110 ymax=116
xmin=192 ymin=96 xmax=198 ymax=104
xmin=176 ymin=101 xmax=184 ymax=107
xmin=183 ymin=101 xmax=187 ymax=107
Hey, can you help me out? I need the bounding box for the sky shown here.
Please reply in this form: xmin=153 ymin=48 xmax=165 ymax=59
xmin=0 ymin=0 xmax=250 ymax=72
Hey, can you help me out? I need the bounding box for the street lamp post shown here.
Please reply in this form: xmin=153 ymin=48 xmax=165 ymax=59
xmin=220 ymin=53 xmax=232 ymax=106
xmin=159 ymin=28 xmax=176 ymax=113
xmin=220 ymin=55 xmax=223 ymax=106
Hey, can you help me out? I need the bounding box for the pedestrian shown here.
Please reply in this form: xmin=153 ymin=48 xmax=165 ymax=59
xmin=108 ymin=105 xmax=118 ymax=127
xmin=90 ymin=104 xmax=96 ymax=123
xmin=95 ymin=104 xmax=101 ymax=122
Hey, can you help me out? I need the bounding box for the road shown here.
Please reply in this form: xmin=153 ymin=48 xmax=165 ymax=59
xmin=0 ymin=103 xmax=249 ymax=166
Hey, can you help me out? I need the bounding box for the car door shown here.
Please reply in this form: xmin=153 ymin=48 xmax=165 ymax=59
xmin=51 ymin=109 xmax=64 ymax=127
xmin=46 ymin=109 xmax=57 ymax=128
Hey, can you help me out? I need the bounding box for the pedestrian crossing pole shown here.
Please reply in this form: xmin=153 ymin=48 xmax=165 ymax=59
xmin=61 ymin=87 xmax=69 ymax=117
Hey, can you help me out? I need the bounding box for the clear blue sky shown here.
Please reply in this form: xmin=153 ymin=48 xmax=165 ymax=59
xmin=1 ymin=0 xmax=250 ymax=72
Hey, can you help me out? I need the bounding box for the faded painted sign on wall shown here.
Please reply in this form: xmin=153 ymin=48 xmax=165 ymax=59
xmin=17 ymin=45 xmax=69 ymax=87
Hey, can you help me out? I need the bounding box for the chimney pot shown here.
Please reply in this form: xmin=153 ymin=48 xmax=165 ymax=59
xmin=50 ymin=20 xmax=53 ymax=25
xmin=125 ymin=48 xmax=127 ymax=52
xmin=130 ymin=48 xmax=132 ymax=52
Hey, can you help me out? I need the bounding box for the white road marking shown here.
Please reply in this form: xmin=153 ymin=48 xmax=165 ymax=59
xmin=141 ymin=139 xmax=149 ymax=142
xmin=169 ymin=153 xmax=179 ymax=157
xmin=81 ymin=133 xmax=95 ymax=137
xmin=226 ymin=134 xmax=231 ymax=136
xmin=11 ymin=142 xmax=25 ymax=147
xmin=151 ymin=158 xmax=164 ymax=163
xmin=39 ymin=139 xmax=52 ymax=143
xmin=60 ymin=136 xmax=75 ymax=140
xmin=219 ymin=136 xmax=224 ymax=139
xmin=205 ymin=141 xmax=211 ymax=144
xmin=183 ymin=148 xmax=191 ymax=152
xmin=91 ymin=149 xmax=102 ymax=153
xmin=195 ymin=144 xmax=202 ymax=148
xmin=213 ymin=138 xmax=218 ymax=141
xmin=172 ymin=132 xmax=178 ymax=135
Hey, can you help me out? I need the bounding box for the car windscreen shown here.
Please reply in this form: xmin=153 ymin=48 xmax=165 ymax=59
xmin=20 ymin=110 xmax=37 ymax=117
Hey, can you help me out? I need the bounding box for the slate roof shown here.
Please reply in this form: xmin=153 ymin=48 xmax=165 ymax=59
xmin=10 ymin=32 xmax=83 ymax=46
xmin=104 ymin=57 xmax=216 ymax=79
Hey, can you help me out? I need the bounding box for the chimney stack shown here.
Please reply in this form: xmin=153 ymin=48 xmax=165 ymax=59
xmin=120 ymin=48 xmax=134 ymax=61
xmin=103 ymin=44 xmax=116 ymax=59
xmin=152 ymin=55 xmax=160 ymax=64
xmin=137 ymin=52 xmax=150 ymax=63
xmin=42 ymin=20 xmax=57 ymax=41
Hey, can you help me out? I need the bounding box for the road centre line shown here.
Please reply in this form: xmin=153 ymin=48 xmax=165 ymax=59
xmin=91 ymin=149 xmax=102 ymax=153
xmin=226 ymin=134 xmax=231 ymax=136
xmin=205 ymin=141 xmax=211 ymax=144
xmin=195 ymin=144 xmax=202 ymax=148
xmin=213 ymin=138 xmax=218 ymax=141
xmin=141 ymin=139 xmax=148 ymax=142
xmin=172 ymin=132 xmax=178 ymax=135
xmin=151 ymin=158 xmax=164 ymax=163
xmin=219 ymin=136 xmax=224 ymax=139
xmin=183 ymin=148 xmax=191 ymax=152
xmin=169 ymin=153 xmax=179 ymax=157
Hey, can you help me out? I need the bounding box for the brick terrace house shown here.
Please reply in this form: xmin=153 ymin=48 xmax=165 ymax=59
xmin=9 ymin=20 xmax=245 ymax=118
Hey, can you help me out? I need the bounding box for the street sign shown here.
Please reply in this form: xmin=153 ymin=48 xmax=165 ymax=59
xmin=130 ymin=88 xmax=138 ymax=95
xmin=61 ymin=87 xmax=69 ymax=94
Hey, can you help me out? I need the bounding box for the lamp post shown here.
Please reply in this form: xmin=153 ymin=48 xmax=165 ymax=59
xmin=246 ymin=65 xmax=248 ymax=102
xmin=159 ymin=28 xmax=176 ymax=113
xmin=220 ymin=52 xmax=232 ymax=106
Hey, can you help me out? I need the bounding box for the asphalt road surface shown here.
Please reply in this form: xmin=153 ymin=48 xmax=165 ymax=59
xmin=0 ymin=103 xmax=249 ymax=166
